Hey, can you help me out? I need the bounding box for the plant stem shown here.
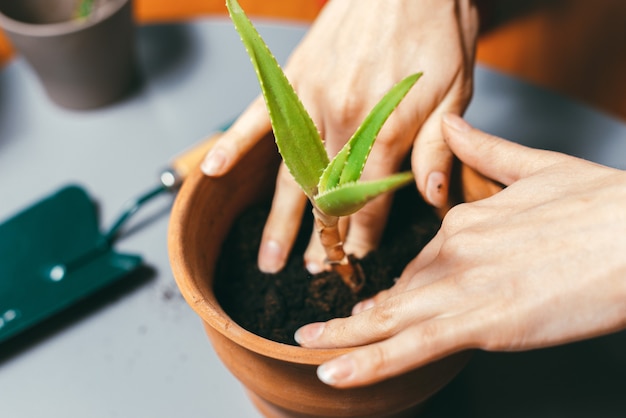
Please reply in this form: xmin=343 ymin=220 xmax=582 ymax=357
xmin=312 ymin=208 xmax=365 ymax=292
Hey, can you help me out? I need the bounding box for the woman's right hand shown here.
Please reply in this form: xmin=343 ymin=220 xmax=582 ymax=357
xmin=294 ymin=114 xmax=626 ymax=388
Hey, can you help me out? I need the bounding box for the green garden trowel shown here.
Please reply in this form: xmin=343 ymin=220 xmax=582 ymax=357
xmin=0 ymin=133 xmax=220 ymax=344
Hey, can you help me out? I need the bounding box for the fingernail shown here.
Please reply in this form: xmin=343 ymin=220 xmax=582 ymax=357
xmin=201 ymin=149 xmax=226 ymax=176
xmin=306 ymin=261 xmax=324 ymax=275
xmin=317 ymin=355 xmax=355 ymax=386
xmin=352 ymin=298 xmax=375 ymax=315
xmin=426 ymin=171 xmax=448 ymax=208
xmin=258 ymin=240 xmax=284 ymax=273
xmin=294 ymin=322 xmax=325 ymax=345
xmin=443 ymin=113 xmax=471 ymax=132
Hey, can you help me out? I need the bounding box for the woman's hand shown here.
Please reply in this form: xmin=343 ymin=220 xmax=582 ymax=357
xmin=202 ymin=0 xmax=479 ymax=274
xmin=294 ymin=114 xmax=626 ymax=388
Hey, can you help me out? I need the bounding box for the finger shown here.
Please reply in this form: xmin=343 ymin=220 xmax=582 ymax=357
xmin=258 ymin=164 xmax=308 ymax=273
xmin=302 ymin=222 xmax=325 ymax=274
xmin=296 ymin=282 xmax=454 ymax=349
xmin=351 ymin=230 xmax=445 ymax=315
xmin=412 ymin=111 xmax=456 ymax=208
xmin=303 ymin=226 xmax=324 ymax=274
xmin=456 ymin=0 xmax=480 ymax=62
xmin=202 ymin=96 xmax=271 ymax=176
xmin=344 ymin=193 xmax=393 ymax=256
xmin=412 ymin=69 xmax=475 ymax=207
xmin=315 ymin=316 xmax=477 ymax=388
xmin=351 ymin=289 xmax=391 ymax=315
xmin=441 ymin=114 xmax=567 ymax=186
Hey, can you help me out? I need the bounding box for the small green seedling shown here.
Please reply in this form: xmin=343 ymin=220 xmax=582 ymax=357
xmin=227 ymin=0 xmax=421 ymax=291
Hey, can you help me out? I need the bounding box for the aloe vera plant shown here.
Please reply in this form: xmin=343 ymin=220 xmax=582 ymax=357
xmin=227 ymin=0 xmax=421 ymax=291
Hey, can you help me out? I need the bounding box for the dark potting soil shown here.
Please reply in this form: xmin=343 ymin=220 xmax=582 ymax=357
xmin=214 ymin=186 xmax=441 ymax=345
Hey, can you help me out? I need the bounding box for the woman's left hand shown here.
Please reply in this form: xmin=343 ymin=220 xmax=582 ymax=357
xmin=203 ymin=0 xmax=480 ymax=274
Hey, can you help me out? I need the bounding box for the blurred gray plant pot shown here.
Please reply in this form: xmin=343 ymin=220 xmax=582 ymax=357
xmin=0 ymin=0 xmax=137 ymax=110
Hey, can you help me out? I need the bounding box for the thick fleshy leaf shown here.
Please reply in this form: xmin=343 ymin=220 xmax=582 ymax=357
xmin=227 ymin=0 xmax=328 ymax=197
xmin=318 ymin=146 xmax=349 ymax=193
xmin=337 ymin=73 xmax=422 ymax=186
xmin=314 ymin=172 xmax=414 ymax=217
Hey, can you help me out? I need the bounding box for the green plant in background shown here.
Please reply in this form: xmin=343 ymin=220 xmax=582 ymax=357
xmin=227 ymin=0 xmax=421 ymax=292
xmin=75 ymin=0 xmax=96 ymax=20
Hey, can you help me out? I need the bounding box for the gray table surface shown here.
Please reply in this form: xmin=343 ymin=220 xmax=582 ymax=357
xmin=1 ymin=19 xmax=625 ymax=418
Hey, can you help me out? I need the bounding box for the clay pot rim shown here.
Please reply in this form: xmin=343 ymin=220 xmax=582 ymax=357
xmin=168 ymin=166 xmax=355 ymax=366
xmin=0 ymin=0 xmax=128 ymax=37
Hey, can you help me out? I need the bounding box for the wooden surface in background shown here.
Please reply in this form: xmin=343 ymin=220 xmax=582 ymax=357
xmin=476 ymin=0 xmax=626 ymax=121
xmin=1 ymin=0 xmax=625 ymax=120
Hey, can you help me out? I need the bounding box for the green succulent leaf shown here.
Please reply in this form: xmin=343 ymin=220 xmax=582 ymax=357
xmin=226 ymin=0 xmax=329 ymax=198
xmin=314 ymin=171 xmax=414 ymax=217
xmin=318 ymin=73 xmax=421 ymax=194
xmin=318 ymin=146 xmax=350 ymax=193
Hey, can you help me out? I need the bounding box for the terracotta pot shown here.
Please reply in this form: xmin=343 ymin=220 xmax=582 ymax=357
xmin=168 ymin=135 xmax=471 ymax=418
xmin=0 ymin=0 xmax=137 ymax=109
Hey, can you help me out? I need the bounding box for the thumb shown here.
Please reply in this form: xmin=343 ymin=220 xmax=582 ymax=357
xmin=201 ymin=96 xmax=271 ymax=176
xmin=442 ymin=113 xmax=565 ymax=186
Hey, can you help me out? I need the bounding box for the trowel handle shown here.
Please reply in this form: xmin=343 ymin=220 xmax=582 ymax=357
xmin=107 ymin=131 xmax=226 ymax=243
xmin=159 ymin=133 xmax=221 ymax=190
